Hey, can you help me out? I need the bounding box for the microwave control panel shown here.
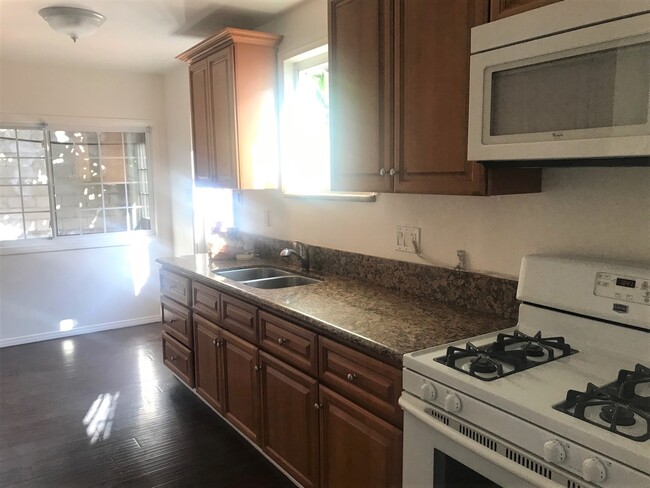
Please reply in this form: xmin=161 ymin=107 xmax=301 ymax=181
xmin=594 ymin=272 xmax=650 ymax=306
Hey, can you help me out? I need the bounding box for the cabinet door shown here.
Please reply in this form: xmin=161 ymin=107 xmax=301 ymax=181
xmin=319 ymin=386 xmax=402 ymax=488
xmin=222 ymin=329 xmax=260 ymax=444
xmin=207 ymin=47 xmax=238 ymax=189
xmin=260 ymin=352 xmax=319 ymax=488
xmin=194 ymin=316 xmax=225 ymax=413
xmin=329 ymin=0 xmax=393 ymax=193
xmin=490 ymin=0 xmax=562 ymax=20
xmin=394 ymin=0 xmax=489 ymax=195
xmin=189 ymin=59 xmax=212 ymax=185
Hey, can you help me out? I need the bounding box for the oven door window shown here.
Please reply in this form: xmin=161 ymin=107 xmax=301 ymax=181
xmin=434 ymin=449 xmax=502 ymax=488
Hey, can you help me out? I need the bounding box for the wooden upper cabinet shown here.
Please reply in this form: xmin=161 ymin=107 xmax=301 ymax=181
xmin=329 ymin=0 xmax=393 ymax=193
xmin=178 ymin=28 xmax=282 ymax=189
xmin=207 ymin=47 xmax=238 ymax=189
xmin=395 ymin=0 xmax=487 ymax=195
xmin=490 ymin=0 xmax=563 ymax=21
xmin=189 ymin=60 xmax=211 ymax=184
xmin=329 ymin=0 xmax=541 ymax=196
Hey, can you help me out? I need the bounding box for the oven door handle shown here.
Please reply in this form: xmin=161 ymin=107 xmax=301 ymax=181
xmin=399 ymin=394 xmax=560 ymax=488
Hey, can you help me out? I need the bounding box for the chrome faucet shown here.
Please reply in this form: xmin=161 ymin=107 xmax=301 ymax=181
xmin=280 ymin=241 xmax=310 ymax=272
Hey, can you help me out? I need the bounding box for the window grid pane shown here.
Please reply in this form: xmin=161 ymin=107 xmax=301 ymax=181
xmin=0 ymin=128 xmax=52 ymax=241
xmin=50 ymin=129 xmax=151 ymax=236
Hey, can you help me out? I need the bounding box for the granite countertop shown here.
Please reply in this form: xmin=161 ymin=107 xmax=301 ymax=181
xmin=157 ymin=254 xmax=516 ymax=367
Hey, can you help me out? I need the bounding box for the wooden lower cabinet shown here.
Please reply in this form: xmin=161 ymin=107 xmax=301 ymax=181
xmin=194 ymin=315 xmax=225 ymax=413
xmin=260 ymin=351 xmax=320 ymax=488
xmin=319 ymin=385 xmax=402 ymax=488
xmin=222 ymin=329 xmax=261 ymax=444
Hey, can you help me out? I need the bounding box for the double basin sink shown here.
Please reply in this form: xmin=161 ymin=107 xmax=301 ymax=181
xmin=215 ymin=267 xmax=322 ymax=289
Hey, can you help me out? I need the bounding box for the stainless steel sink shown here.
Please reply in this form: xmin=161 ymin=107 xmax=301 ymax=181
xmin=215 ymin=267 xmax=292 ymax=281
xmin=215 ymin=267 xmax=322 ymax=289
xmin=242 ymin=275 xmax=322 ymax=289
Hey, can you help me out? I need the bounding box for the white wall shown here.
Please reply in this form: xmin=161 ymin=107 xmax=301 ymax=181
xmin=235 ymin=0 xmax=650 ymax=279
xmin=163 ymin=63 xmax=196 ymax=256
xmin=0 ymin=61 xmax=172 ymax=346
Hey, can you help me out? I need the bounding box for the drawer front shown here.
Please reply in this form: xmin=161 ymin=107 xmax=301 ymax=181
xmin=259 ymin=311 xmax=318 ymax=377
xmin=160 ymin=269 xmax=191 ymax=307
xmin=192 ymin=281 xmax=220 ymax=322
xmin=319 ymin=337 xmax=402 ymax=427
xmin=161 ymin=297 xmax=193 ymax=348
xmin=162 ymin=332 xmax=195 ymax=387
xmin=220 ymin=293 xmax=258 ymax=343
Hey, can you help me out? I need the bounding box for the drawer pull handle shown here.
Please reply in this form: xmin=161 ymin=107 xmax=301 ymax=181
xmin=313 ymin=403 xmax=323 ymax=410
xmin=277 ymin=337 xmax=287 ymax=345
xmin=347 ymin=373 xmax=357 ymax=382
xmin=167 ymin=318 xmax=177 ymax=323
xmin=170 ymin=356 xmax=177 ymax=361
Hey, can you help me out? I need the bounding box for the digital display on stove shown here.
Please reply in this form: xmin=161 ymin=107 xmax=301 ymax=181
xmin=616 ymin=278 xmax=636 ymax=288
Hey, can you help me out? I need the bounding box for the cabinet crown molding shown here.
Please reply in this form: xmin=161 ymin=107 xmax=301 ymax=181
xmin=177 ymin=27 xmax=283 ymax=63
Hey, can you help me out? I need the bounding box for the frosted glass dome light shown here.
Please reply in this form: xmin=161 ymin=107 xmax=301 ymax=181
xmin=39 ymin=6 xmax=106 ymax=43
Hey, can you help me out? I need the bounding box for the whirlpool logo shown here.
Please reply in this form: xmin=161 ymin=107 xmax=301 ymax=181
xmin=551 ymin=132 xmax=564 ymax=138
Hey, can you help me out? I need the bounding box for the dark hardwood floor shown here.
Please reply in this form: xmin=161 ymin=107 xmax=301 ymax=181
xmin=0 ymin=324 xmax=296 ymax=487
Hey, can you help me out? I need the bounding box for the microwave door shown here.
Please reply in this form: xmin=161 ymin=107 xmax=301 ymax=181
xmin=468 ymin=14 xmax=650 ymax=161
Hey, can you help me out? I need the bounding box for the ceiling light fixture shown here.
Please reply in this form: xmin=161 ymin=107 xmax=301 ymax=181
xmin=38 ymin=6 xmax=106 ymax=43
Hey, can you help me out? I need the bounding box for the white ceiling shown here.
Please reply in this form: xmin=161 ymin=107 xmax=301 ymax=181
xmin=0 ymin=0 xmax=305 ymax=73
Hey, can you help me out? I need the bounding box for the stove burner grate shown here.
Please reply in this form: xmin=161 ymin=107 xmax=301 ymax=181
xmin=435 ymin=330 xmax=576 ymax=382
xmin=554 ymin=363 xmax=650 ymax=442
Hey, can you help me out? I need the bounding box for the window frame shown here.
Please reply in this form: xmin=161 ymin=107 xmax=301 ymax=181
xmin=0 ymin=121 xmax=156 ymax=256
xmin=279 ymin=44 xmax=376 ymax=202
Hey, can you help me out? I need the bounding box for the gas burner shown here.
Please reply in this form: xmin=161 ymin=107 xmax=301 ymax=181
xmin=435 ymin=331 xmax=575 ymax=381
xmin=554 ymin=363 xmax=650 ymax=442
xmin=493 ymin=330 xmax=575 ymax=362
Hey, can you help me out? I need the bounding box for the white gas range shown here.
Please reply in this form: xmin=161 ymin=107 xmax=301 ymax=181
xmin=400 ymin=256 xmax=650 ymax=488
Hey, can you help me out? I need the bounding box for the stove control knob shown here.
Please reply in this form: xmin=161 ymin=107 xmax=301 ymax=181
xmin=419 ymin=382 xmax=437 ymax=402
xmin=543 ymin=440 xmax=566 ymax=464
xmin=443 ymin=393 xmax=462 ymax=413
xmin=582 ymin=458 xmax=607 ymax=483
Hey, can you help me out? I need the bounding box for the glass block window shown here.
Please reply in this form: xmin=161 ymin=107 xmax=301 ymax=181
xmin=0 ymin=126 xmax=152 ymax=243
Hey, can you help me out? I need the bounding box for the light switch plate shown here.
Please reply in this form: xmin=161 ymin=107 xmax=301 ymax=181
xmin=396 ymin=225 xmax=420 ymax=253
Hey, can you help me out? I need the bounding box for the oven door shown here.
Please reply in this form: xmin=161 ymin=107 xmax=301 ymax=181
xmin=400 ymin=393 xmax=559 ymax=488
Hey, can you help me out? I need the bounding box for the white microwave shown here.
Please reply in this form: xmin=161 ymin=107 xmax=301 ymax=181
xmin=467 ymin=0 xmax=650 ymax=163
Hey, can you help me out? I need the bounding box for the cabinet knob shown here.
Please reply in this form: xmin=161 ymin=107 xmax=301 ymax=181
xmin=167 ymin=318 xmax=177 ymax=323
xmin=346 ymin=373 xmax=357 ymax=382
xmin=313 ymin=403 xmax=323 ymax=410
xmin=254 ymin=365 xmax=261 ymax=372
xmin=170 ymin=356 xmax=177 ymax=361
xmin=379 ymin=168 xmax=387 ymax=176
xmin=389 ymin=168 xmax=398 ymax=176
xmin=212 ymin=339 xmax=217 ymax=345
xmin=277 ymin=337 xmax=287 ymax=345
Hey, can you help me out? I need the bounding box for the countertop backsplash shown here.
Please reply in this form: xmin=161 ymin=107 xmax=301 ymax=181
xmin=244 ymin=234 xmax=520 ymax=319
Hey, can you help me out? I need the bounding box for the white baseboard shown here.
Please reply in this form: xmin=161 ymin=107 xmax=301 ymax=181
xmin=0 ymin=315 xmax=161 ymax=348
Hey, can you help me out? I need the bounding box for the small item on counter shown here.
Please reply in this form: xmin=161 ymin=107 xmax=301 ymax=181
xmin=207 ymin=223 xmax=245 ymax=260
xmin=236 ymin=252 xmax=255 ymax=261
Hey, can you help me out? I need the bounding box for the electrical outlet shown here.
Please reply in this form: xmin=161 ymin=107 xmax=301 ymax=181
xmin=396 ymin=225 xmax=420 ymax=253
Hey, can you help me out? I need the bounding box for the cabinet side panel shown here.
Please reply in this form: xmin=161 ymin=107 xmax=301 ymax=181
xmin=233 ymin=43 xmax=280 ymax=190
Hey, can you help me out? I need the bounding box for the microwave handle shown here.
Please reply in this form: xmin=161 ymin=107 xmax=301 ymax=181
xmin=399 ymin=394 xmax=560 ymax=488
